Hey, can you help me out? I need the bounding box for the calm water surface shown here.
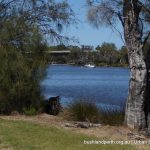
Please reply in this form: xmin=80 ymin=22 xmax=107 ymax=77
xmin=42 ymin=65 xmax=130 ymax=109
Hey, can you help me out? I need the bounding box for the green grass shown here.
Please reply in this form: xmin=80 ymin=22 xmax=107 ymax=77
xmin=0 ymin=119 xmax=135 ymax=150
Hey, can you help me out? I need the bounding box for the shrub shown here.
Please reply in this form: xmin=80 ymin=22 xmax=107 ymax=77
xmin=0 ymin=29 xmax=47 ymax=114
xmin=65 ymin=100 xmax=100 ymax=123
xmin=0 ymin=99 xmax=11 ymax=115
xmin=23 ymin=107 xmax=37 ymax=116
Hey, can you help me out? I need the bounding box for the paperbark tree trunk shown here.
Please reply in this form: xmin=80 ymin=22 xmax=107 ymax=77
xmin=145 ymin=49 xmax=150 ymax=133
xmin=124 ymin=0 xmax=147 ymax=130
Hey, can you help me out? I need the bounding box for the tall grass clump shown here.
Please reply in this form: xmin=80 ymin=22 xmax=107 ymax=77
xmin=63 ymin=100 xmax=125 ymax=125
xmin=99 ymin=106 xmax=125 ymax=126
xmin=65 ymin=100 xmax=100 ymax=123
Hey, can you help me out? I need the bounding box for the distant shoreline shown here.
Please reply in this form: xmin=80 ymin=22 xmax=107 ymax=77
xmin=50 ymin=63 xmax=129 ymax=68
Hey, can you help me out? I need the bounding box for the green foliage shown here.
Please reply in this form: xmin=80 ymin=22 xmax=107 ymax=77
xmin=0 ymin=16 xmax=48 ymax=114
xmin=68 ymin=49 xmax=85 ymax=64
xmin=65 ymin=100 xmax=100 ymax=123
xmin=95 ymin=42 xmax=120 ymax=65
xmin=48 ymin=42 xmax=129 ymax=67
xmin=0 ymin=44 xmax=47 ymax=114
xmin=97 ymin=42 xmax=117 ymax=51
xmin=119 ymin=46 xmax=128 ymax=65
xmin=48 ymin=44 xmax=67 ymax=51
xmin=0 ymin=99 xmax=11 ymax=115
xmin=56 ymin=44 xmax=67 ymax=50
xmin=23 ymin=107 xmax=37 ymax=116
xmin=95 ymin=43 xmax=129 ymax=66
xmin=0 ymin=0 xmax=74 ymax=115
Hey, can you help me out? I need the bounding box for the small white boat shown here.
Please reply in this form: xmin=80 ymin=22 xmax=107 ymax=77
xmin=84 ymin=64 xmax=95 ymax=68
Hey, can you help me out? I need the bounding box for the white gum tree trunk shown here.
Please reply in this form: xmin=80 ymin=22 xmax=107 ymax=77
xmin=124 ymin=0 xmax=147 ymax=130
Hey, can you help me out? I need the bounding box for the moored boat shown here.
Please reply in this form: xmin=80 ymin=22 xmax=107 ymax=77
xmin=84 ymin=64 xmax=95 ymax=68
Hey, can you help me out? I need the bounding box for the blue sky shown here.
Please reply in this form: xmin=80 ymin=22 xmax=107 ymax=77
xmin=62 ymin=0 xmax=124 ymax=49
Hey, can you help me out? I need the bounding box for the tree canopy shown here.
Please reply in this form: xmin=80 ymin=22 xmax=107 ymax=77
xmin=86 ymin=0 xmax=150 ymax=48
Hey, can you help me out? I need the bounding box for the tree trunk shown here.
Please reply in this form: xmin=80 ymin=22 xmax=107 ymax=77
xmin=145 ymin=49 xmax=150 ymax=133
xmin=124 ymin=0 xmax=147 ymax=130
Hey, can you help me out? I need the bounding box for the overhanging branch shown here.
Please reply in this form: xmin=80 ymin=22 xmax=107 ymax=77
xmin=143 ymin=31 xmax=150 ymax=49
xmin=138 ymin=1 xmax=150 ymax=14
xmin=117 ymin=12 xmax=124 ymax=27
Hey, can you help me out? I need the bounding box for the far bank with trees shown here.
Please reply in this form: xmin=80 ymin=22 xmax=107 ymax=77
xmin=47 ymin=43 xmax=129 ymax=67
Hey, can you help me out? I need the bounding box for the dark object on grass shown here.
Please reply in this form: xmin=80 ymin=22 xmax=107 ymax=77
xmin=44 ymin=96 xmax=62 ymax=115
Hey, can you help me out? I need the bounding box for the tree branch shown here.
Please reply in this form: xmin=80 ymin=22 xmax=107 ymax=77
xmin=143 ymin=31 xmax=150 ymax=49
xmin=117 ymin=12 xmax=124 ymax=27
xmin=138 ymin=1 xmax=150 ymax=14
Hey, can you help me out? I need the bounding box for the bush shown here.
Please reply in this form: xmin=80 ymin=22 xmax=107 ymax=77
xmin=0 ymin=27 xmax=48 ymax=114
xmin=65 ymin=100 xmax=100 ymax=123
xmin=0 ymin=98 xmax=11 ymax=115
xmin=0 ymin=46 xmax=46 ymax=114
xmin=23 ymin=107 xmax=37 ymax=116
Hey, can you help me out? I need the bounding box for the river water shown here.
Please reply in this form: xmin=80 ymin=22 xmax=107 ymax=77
xmin=42 ymin=65 xmax=130 ymax=109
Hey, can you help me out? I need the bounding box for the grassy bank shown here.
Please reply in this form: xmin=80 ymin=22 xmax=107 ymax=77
xmin=0 ymin=119 xmax=135 ymax=150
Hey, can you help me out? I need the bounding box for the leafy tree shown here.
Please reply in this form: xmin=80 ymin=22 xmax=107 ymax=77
xmin=95 ymin=45 xmax=101 ymax=50
xmin=96 ymin=42 xmax=119 ymax=64
xmin=68 ymin=48 xmax=85 ymax=65
xmin=119 ymin=46 xmax=128 ymax=65
xmin=56 ymin=44 xmax=67 ymax=50
xmin=86 ymin=0 xmax=150 ymax=131
xmin=0 ymin=19 xmax=48 ymax=114
xmin=0 ymin=0 xmax=74 ymax=114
